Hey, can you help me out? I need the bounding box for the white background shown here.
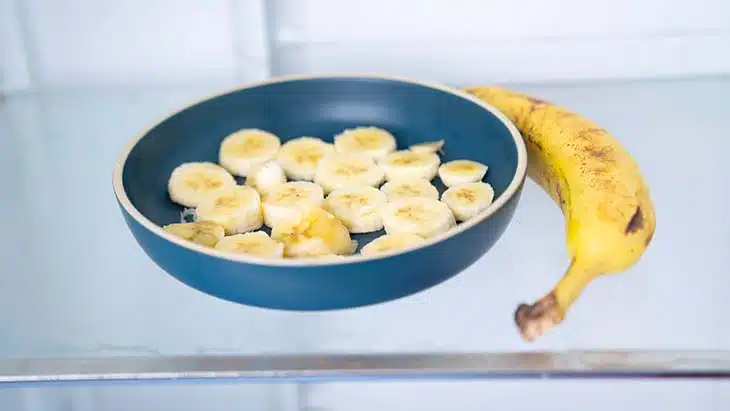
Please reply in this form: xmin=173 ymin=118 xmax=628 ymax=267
xmin=2 ymin=0 xmax=730 ymax=409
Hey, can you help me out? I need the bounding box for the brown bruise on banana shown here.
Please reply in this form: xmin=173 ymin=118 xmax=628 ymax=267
xmin=624 ymin=206 xmax=644 ymax=234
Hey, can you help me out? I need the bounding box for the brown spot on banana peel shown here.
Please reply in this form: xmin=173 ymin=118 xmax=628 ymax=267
xmin=644 ymin=228 xmax=655 ymax=247
xmin=584 ymin=145 xmax=615 ymax=162
xmin=625 ymin=206 xmax=644 ymax=234
xmin=526 ymin=96 xmax=548 ymax=105
xmin=526 ymin=97 xmax=549 ymax=114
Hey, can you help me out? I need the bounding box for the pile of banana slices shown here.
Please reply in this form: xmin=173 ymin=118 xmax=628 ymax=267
xmin=162 ymin=126 xmax=495 ymax=260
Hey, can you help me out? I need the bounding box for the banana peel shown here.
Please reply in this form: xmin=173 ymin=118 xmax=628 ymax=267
xmin=465 ymin=85 xmax=656 ymax=342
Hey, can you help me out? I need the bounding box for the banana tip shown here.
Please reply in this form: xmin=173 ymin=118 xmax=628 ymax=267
xmin=514 ymin=293 xmax=563 ymax=342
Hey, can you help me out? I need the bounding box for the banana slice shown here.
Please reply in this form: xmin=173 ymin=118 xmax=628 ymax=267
xmin=271 ymin=206 xmax=356 ymax=258
xmin=314 ymin=152 xmax=386 ymax=194
xmin=218 ymin=129 xmax=281 ymax=177
xmin=380 ymin=197 xmax=456 ymax=239
xmin=214 ymin=231 xmax=284 ymax=259
xmin=162 ymin=221 xmax=225 ymax=248
xmin=409 ymin=140 xmax=445 ymax=155
xmin=277 ymin=137 xmax=335 ymax=180
xmin=441 ymin=182 xmax=495 ymax=221
xmin=323 ymin=186 xmax=388 ymax=233
xmin=360 ymin=233 xmax=425 ymax=256
xmin=379 ymin=150 xmax=440 ymax=182
xmin=438 ymin=159 xmax=488 ymax=187
xmin=167 ymin=162 xmax=237 ymax=208
xmin=380 ymin=178 xmax=440 ymax=202
xmin=245 ymin=160 xmax=286 ymax=198
xmin=194 ymin=185 xmax=263 ymax=235
xmin=262 ymin=181 xmax=325 ymax=228
xmin=333 ymin=126 xmax=397 ymax=160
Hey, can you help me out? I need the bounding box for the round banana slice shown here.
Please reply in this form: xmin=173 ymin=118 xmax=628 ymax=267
xmin=379 ymin=150 xmax=440 ymax=182
xmin=409 ymin=140 xmax=445 ymax=155
xmin=360 ymin=233 xmax=425 ymax=257
xmin=262 ymin=181 xmax=325 ymax=228
xmin=194 ymin=185 xmax=263 ymax=235
xmin=277 ymin=137 xmax=335 ymax=180
xmin=214 ymin=231 xmax=284 ymax=259
xmin=380 ymin=197 xmax=456 ymax=239
xmin=323 ymin=186 xmax=388 ymax=234
xmin=380 ymin=178 xmax=439 ymax=202
xmin=438 ymin=159 xmax=488 ymax=187
xmin=333 ymin=126 xmax=397 ymax=161
xmin=271 ymin=206 xmax=355 ymax=258
xmin=314 ymin=152 xmax=386 ymax=194
xmin=218 ymin=129 xmax=281 ymax=177
xmin=441 ymin=182 xmax=495 ymax=221
xmin=162 ymin=221 xmax=225 ymax=248
xmin=167 ymin=162 xmax=237 ymax=208
xmin=245 ymin=160 xmax=286 ymax=198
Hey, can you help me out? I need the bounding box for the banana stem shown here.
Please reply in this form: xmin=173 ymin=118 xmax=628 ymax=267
xmin=514 ymin=259 xmax=594 ymax=342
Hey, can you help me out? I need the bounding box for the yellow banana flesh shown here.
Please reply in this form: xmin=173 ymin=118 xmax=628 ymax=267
xmin=465 ymin=85 xmax=656 ymax=342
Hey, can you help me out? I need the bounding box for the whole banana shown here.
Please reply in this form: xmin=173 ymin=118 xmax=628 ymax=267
xmin=465 ymin=85 xmax=656 ymax=342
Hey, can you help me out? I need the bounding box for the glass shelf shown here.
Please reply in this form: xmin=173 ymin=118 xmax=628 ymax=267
xmin=1 ymin=76 xmax=729 ymax=384
xmin=2 ymin=352 xmax=730 ymax=386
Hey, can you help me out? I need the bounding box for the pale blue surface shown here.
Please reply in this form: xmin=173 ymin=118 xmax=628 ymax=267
xmin=1 ymin=76 xmax=730 ymax=410
xmin=1 ymin=77 xmax=730 ymax=359
xmin=0 ymin=80 xmax=730 ymax=358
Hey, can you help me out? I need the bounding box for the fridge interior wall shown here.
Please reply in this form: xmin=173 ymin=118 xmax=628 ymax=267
xmin=2 ymin=0 xmax=730 ymax=92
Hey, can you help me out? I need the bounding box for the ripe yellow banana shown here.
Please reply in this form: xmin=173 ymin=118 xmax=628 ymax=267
xmin=465 ymin=85 xmax=656 ymax=342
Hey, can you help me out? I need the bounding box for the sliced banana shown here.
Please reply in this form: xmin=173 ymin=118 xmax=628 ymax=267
xmin=323 ymin=186 xmax=388 ymax=234
xmin=245 ymin=160 xmax=286 ymax=197
xmin=438 ymin=159 xmax=488 ymax=187
xmin=441 ymin=182 xmax=495 ymax=221
xmin=262 ymin=181 xmax=325 ymax=228
xmin=167 ymin=162 xmax=237 ymax=208
xmin=271 ymin=206 xmax=356 ymax=258
xmin=194 ymin=185 xmax=263 ymax=235
xmin=360 ymin=233 xmax=426 ymax=257
xmin=380 ymin=178 xmax=439 ymax=202
xmin=409 ymin=140 xmax=445 ymax=155
xmin=277 ymin=137 xmax=335 ymax=180
xmin=214 ymin=231 xmax=284 ymax=259
xmin=333 ymin=126 xmax=397 ymax=161
xmin=218 ymin=129 xmax=281 ymax=177
xmin=380 ymin=197 xmax=456 ymax=239
xmin=379 ymin=150 xmax=440 ymax=182
xmin=314 ymin=152 xmax=386 ymax=194
xmin=162 ymin=221 xmax=225 ymax=248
